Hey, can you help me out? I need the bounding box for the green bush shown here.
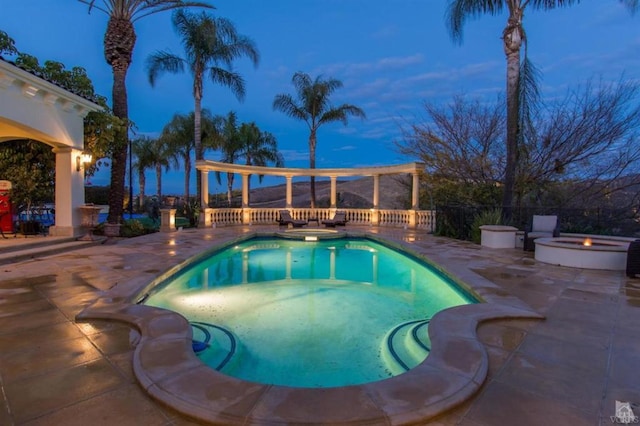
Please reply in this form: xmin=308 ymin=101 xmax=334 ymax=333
xmin=120 ymin=218 xmax=158 ymax=237
xmin=471 ymin=208 xmax=506 ymax=244
xmin=175 ymin=217 xmax=191 ymax=228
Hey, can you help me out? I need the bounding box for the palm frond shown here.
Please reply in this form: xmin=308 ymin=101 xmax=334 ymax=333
xmin=146 ymin=51 xmax=185 ymax=85
xmin=319 ymin=104 xmax=366 ymax=126
xmin=207 ymin=67 xmax=246 ymax=101
xmin=273 ymin=94 xmax=310 ymax=124
xmin=620 ymin=0 xmax=639 ymax=13
xmin=446 ymin=0 xmax=505 ymax=43
xmin=518 ymin=43 xmax=542 ymax=149
xmin=132 ymin=1 xmax=214 ymax=22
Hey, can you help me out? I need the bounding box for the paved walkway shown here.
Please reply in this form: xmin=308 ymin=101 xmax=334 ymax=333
xmin=0 ymin=226 xmax=638 ymax=425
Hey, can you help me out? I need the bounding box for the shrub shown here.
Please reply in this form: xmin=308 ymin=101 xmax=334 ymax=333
xmin=471 ymin=208 xmax=506 ymax=244
xmin=120 ymin=218 xmax=158 ymax=237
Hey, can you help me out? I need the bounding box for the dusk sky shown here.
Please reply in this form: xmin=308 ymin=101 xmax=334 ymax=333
xmin=1 ymin=1 xmax=639 ymax=194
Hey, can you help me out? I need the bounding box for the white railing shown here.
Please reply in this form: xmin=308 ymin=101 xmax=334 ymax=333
xmin=205 ymin=208 xmax=243 ymax=225
xmin=200 ymin=207 xmax=435 ymax=232
xmin=416 ymin=210 xmax=436 ymax=231
xmin=379 ymin=209 xmax=409 ymax=227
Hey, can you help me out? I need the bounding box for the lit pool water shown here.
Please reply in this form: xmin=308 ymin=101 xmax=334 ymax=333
xmin=143 ymin=237 xmax=475 ymax=388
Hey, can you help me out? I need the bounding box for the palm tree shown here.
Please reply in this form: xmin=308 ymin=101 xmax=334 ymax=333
xmin=214 ymin=112 xmax=241 ymax=205
xmin=446 ymin=0 xmax=637 ymax=219
xmin=146 ymin=9 xmax=259 ymax=203
xmin=132 ymin=135 xmax=171 ymax=207
xmin=131 ymin=136 xmax=155 ymax=210
xmin=273 ymin=72 xmax=365 ymax=208
xmin=79 ymin=0 xmax=213 ymax=225
xmin=213 ymin=114 xmax=283 ymax=205
xmin=235 ymin=122 xmax=284 ymax=202
xmin=150 ymin=138 xmax=172 ymax=202
xmin=161 ymin=110 xmax=217 ymax=201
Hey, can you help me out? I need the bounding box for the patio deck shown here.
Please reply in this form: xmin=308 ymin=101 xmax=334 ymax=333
xmin=0 ymin=225 xmax=638 ymax=425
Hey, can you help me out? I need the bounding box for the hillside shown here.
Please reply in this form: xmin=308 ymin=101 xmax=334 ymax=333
xmin=246 ymin=175 xmax=410 ymax=209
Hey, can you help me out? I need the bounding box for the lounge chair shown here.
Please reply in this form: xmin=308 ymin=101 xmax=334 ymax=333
xmin=278 ymin=210 xmax=307 ymax=228
xmin=524 ymin=214 xmax=560 ymax=251
xmin=322 ymin=211 xmax=348 ymax=228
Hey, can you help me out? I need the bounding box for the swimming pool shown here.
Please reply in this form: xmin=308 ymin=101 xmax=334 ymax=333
xmin=143 ymin=237 xmax=476 ymax=387
xmin=78 ymin=228 xmax=544 ymax=424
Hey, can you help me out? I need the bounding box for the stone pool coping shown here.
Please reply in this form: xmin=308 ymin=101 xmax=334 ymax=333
xmin=77 ymin=230 xmax=543 ymax=425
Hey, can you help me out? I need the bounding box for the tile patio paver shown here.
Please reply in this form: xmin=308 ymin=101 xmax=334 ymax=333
xmin=0 ymin=226 xmax=638 ymax=425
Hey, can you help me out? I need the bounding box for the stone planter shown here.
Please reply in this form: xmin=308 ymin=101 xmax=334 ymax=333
xmin=103 ymin=223 xmax=121 ymax=237
xmin=78 ymin=205 xmax=102 ymax=241
xmin=480 ymin=225 xmax=518 ymax=249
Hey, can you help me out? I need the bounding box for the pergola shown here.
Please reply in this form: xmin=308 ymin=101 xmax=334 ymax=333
xmin=196 ymin=159 xmax=426 ymax=227
xmin=0 ymin=59 xmax=101 ymax=236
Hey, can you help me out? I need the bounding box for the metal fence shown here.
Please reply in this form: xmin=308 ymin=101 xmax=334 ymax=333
xmin=436 ymin=205 xmax=640 ymax=241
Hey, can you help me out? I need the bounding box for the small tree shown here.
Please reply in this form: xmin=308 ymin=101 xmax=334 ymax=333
xmin=0 ymin=140 xmax=55 ymax=221
xmin=396 ymin=79 xmax=640 ymax=213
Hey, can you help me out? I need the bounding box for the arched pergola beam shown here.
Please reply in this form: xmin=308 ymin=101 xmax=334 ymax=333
xmin=196 ymin=160 xmax=425 ymax=227
xmin=196 ymin=159 xmax=424 ymax=178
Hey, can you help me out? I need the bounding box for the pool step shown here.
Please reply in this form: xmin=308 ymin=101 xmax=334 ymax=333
xmin=381 ymin=319 xmax=431 ymax=376
xmin=190 ymin=322 xmax=241 ymax=371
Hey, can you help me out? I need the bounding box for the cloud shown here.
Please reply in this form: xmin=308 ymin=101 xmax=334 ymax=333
xmin=279 ymin=149 xmax=309 ymax=162
xmin=336 ymin=127 xmax=358 ymax=135
xmin=316 ymin=53 xmax=426 ymax=79
xmin=332 ymin=145 xmax=357 ymax=151
xmin=376 ymin=54 xmax=425 ymax=70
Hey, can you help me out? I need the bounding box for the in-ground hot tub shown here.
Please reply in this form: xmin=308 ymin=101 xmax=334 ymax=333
xmin=534 ymin=236 xmax=632 ymax=270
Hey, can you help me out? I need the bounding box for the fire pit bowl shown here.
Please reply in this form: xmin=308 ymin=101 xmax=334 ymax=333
xmin=534 ymin=236 xmax=633 ymax=270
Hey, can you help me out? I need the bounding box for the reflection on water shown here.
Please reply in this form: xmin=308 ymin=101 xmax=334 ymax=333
xmin=144 ymin=238 xmax=475 ymax=387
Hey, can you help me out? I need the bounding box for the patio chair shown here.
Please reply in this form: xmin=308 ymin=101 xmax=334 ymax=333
xmin=524 ymin=214 xmax=560 ymax=251
xmin=278 ymin=210 xmax=308 ymax=228
xmin=322 ymin=211 xmax=348 ymax=228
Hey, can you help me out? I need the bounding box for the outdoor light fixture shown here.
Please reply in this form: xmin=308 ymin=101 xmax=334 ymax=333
xmin=76 ymin=152 xmax=92 ymax=172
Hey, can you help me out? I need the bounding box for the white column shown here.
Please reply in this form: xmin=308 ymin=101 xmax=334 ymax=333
xmin=371 ymin=174 xmax=380 ymax=226
xmin=411 ymin=172 xmax=420 ymax=210
xmin=330 ymin=176 xmax=337 ymax=209
xmin=373 ymin=175 xmax=380 ymax=209
xmin=49 ymin=146 xmax=85 ymax=237
xmin=241 ymin=173 xmax=251 ymax=224
xmin=200 ymin=170 xmax=209 ymax=207
xmin=410 ymin=172 xmax=420 ymax=228
xmin=199 ymin=170 xmax=211 ymax=227
xmin=241 ymin=173 xmax=249 ymax=208
xmin=285 ymin=176 xmax=293 ymax=209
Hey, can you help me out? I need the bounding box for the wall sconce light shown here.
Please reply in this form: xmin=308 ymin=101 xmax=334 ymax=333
xmin=76 ymin=152 xmax=92 ymax=172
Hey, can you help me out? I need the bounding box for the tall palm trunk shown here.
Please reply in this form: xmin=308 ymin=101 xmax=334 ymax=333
xmin=155 ymin=164 xmax=163 ymax=200
xmin=226 ymin=172 xmax=234 ymax=206
xmin=501 ymin=7 xmax=523 ymax=221
xmin=138 ymin=170 xmax=146 ymax=211
xmin=183 ymin=153 xmax=191 ymax=202
xmin=104 ymin=17 xmax=135 ymax=224
xmin=309 ymin=129 xmax=317 ymax=208
xmin=194 ymin=77 xmax=203 ymax=203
